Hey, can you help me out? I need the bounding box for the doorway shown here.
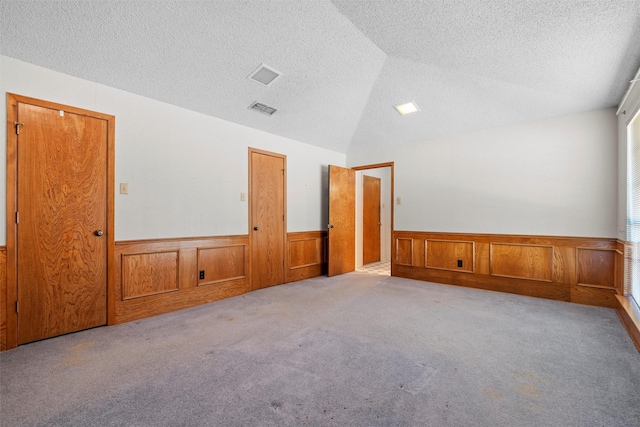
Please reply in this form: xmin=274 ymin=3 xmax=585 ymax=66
xmin=6 ymin=94 xmax=115 ymax=348
xmin=327 ymin=162 xmax=394 ymax=277
xmin=356 ymin=166 xmax=392 ymax=276
xmin=249 ymin=148 xmax=286 ymax=290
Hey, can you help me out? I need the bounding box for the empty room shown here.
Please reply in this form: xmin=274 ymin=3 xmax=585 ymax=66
xmin=1 ymin=1 xmax=640 ymax=426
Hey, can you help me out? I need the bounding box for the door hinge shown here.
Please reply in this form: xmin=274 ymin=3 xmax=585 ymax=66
xmin=15 ymin=301 xmax=18 ymax=313
xmin=15 ymin=211 xmax=19 ymax=224
xmin=15 ymin=122 xmax=24 ymax=135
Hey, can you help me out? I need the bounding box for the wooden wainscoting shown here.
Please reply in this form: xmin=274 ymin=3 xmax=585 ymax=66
xmin=490 ymin=243 xmax=554 ymax=282
xmin=1 ymin=232 xmax=326 ymax=348
xmin=286 ymin=231 xmax=327 ymax=283
xmin=393 ymin=231 xmax=622 ymax=308
xmin=395 ymin=238 xmax=414 ymax=266
xmin=114 ymin=236 xmax=250 ymax=324
xmin=0 ymin=247 xmax=6 ymax=351
xmin=426 ymin=239 xmax=474 ymax=273
xmin=121 ymin=251 xmax=179 ymax=300
xmin=199 ymin=245 xmax=246 ymax=286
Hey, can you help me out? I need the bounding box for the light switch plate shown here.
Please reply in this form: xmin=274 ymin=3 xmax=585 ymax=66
xmin=240 ymin=192 xmax=246 ymax=201
xmin=120 ymin=183 xmax=129 ymax=195
xmin=396 ymin=197 xmax=402 ymax=205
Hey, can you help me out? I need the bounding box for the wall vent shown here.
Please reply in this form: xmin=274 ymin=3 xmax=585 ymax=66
xmin=248 ymin=102 xmax=277 ymax=116
xmin=247 ymin=64 xmax=281 ymax=87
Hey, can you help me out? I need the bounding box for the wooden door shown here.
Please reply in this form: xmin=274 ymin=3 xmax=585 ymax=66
xmin=250 ymin=149 xmax=286 ymax=290
xmin=363 ymin=175 xmax=381 ymax=265
xmin=16 ymin=102 xmax=108 ymax=344
xmin=328 ymin=165 xmax=355 ymax=276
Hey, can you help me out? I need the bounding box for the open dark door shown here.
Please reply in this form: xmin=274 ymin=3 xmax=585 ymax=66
xmin=328 ymin=165 xmax=355 ymax=276
xmin=363 ymin=175 xmax=381 ymax=265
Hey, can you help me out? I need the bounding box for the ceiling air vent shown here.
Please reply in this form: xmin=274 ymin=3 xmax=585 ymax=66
xmin=248 ymin=101 xmax=277 ymax=116
xmin=247 ymin=63 xmax=282 ymax=87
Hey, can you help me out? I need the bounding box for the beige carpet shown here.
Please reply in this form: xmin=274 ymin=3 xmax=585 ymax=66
xmin=1 ymin=273 xmax=639 ymax=426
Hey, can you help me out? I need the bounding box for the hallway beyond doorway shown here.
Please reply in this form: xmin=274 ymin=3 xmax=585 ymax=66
xmin=357 ymin=261 xmax=390 ymax=276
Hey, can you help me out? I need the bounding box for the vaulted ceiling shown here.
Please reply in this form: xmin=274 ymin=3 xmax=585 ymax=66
xmin=2 ymin=1 xmax=639 ymax=154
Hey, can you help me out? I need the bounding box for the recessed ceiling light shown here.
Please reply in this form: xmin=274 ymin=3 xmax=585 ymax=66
xmin=394 ymin=101 xmax=419 ymax=115
xmin=247 ymin=63 xmax=282 ymax=87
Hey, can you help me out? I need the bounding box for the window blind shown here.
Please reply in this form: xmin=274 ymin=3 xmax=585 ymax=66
xmin=626 ymin=109 xmax=640 ymax=306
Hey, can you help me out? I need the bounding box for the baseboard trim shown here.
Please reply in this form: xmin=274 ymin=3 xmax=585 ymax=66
xmin=616 ymin=295 xmax=640 ymax=352
xmin=393 ymin=265 xmax=619 ymax=308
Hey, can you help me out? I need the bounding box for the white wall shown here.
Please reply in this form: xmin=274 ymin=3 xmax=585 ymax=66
xmin=0 ymin=56 xmax=346 ymax=243
xmin=348 ymin=109 xmax=618 ymax=238
xmin=355 ymin=167 xmax=391 ymax=266
xmin=1 ymin=56 xmax=621 ymax=243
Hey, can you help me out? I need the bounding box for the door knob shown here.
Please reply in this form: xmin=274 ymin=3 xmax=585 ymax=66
xmin=253 ymin=226 xmax=259 ymax=231
xmin=94 ymin=230 xmax=104 ymax=236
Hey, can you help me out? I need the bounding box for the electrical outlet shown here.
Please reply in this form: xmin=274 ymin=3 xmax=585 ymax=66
xmin=199 ymin=270 xmax=205 ymax=280
xmin=457 ymin=260 xmax=463 ymax=268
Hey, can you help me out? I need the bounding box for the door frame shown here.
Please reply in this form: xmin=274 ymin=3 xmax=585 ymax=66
xmin=5 ymin=93 xmax=116 ymax=350
xmin=248 ymin=147 xmax=287 ymax=290
xmin=352 ymin=162 xmax=394 ymax=275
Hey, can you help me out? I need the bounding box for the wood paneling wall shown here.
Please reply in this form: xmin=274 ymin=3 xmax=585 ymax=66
xmin=122 ymin=251 xmax=179 ymax=300
xmin=3 ymin=233 xmax=637 ymax=350
xmin=393 ymin=231 xmax=622 ymax=308
xmin=396 ymin=238 xmax=414 ymax=266
xmin=115 ymin=232 xmax=327 ymax=323
xmin=199 ymin=246 xmax=246 ymax=286
xmin=286 ymin=231 xmax=327 ymax=283
xmin=114 ymin=236 xmax=250 ymax=324
xmin=490 ymin=243 xmax=553 ymax=281
xmin=1 ymin=232 xmax=328 ymax=351
xmin=426 ymin=240 xmax=474 ymax=273
xmin=0 ymin=247 xmax=6 ymax=351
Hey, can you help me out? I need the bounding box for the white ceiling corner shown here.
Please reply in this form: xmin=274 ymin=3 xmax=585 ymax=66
xmin=1 ymin=0 xmax=639 ymax=154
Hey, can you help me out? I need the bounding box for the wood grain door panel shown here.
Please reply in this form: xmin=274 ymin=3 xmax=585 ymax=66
xmin=250 ymin=150 xmax=285 ymax=290
xmin=328 ymin=165 xmax=355 ymax=276
xmin=17 ymin=103 xmax=108 ymax=344
xmin=363 ymin=175 xmax=381 ymax=265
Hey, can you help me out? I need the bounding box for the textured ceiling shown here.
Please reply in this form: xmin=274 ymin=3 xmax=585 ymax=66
xmin=1 ymin=1 xmax=639 ymax=154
